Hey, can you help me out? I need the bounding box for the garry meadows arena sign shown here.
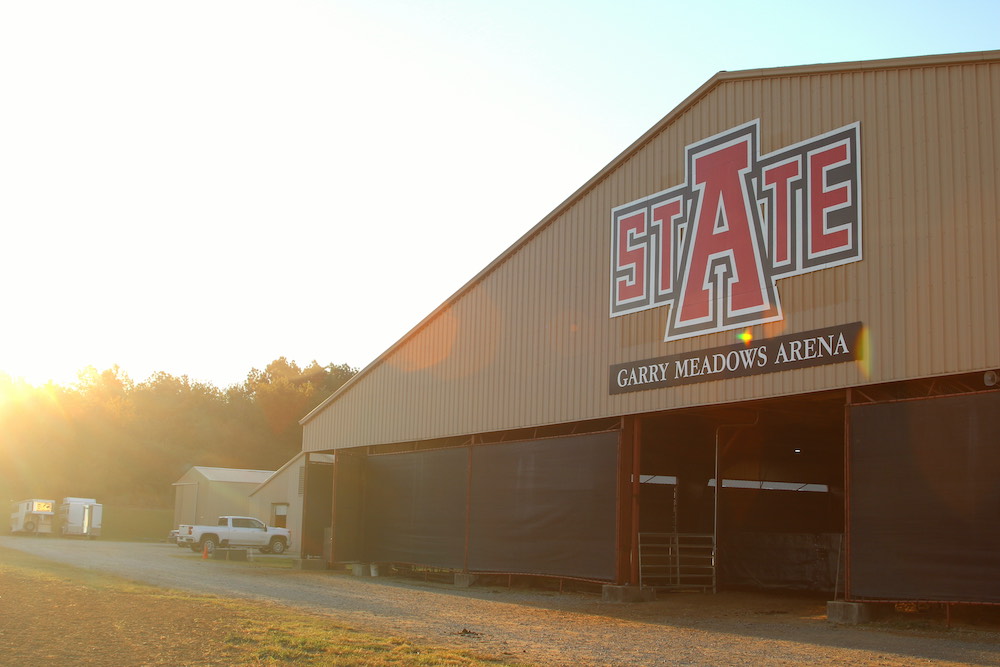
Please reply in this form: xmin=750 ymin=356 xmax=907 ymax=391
xmin=608 ymin=120 xmax=862 ymax=394
xmin=610 ymin=321 xmax=863 ymax=394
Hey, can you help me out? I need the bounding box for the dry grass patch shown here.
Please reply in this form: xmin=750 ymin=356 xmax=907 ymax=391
xmin=0 ymin=546 xmax=525 ymax=666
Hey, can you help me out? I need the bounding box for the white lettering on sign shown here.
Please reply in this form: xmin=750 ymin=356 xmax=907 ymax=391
xmin=609 ymin=322 xmax=862 ymax=394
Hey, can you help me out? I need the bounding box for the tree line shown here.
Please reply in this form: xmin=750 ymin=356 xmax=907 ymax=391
xmin=0 ymin=358 xmax=356 ymax=509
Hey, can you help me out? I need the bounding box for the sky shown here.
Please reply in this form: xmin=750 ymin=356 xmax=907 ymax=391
xmin=1 ymin=0 xmax=997 ymax=390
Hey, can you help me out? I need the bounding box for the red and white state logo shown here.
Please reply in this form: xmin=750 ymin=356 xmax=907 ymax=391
xmin=610 ymin=120 xmax=861 ymax=341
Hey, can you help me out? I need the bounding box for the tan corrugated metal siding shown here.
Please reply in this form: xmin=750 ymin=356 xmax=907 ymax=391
xmin=303 ymin=52 xmax=1000 ymax=452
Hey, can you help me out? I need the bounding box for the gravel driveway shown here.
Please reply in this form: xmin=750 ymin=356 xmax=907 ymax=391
xmin=3 ymin=536 xmax=1000 ymax=666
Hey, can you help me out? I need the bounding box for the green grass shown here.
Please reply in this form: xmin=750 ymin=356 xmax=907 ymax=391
xmin=243 ymin=554 xmax=296 ymax=569
xmin=166 ymin=549 xmax=298 ymax=568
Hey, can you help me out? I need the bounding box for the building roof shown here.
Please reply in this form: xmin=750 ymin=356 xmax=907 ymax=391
xmin=248 ymin=453 xmax=304 ymax=496
xmin=187 ymin=466 xmax=275 ymax=484
xmin=249 ymin=452 xmax=334 ymax=495
xmin=299 ymin=48 xmax=1000 ymax=429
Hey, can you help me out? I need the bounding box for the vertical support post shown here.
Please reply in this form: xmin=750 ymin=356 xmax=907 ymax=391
xmin=302 ymin=458 xmax=312 ymax=557
xmin=329 ymin=452 xmax=338 ymax=564
xmin=615 ymin=417 xmax=632 ymax=585
xmin=464 ymin=445 xmax=472 ymax=573
xmin=630 ymin=418 xmax=643 ymax=586
xmin=713 ymin=428 xmax=720 ymax=595
xmin=615 ymin=417 xmax=635 ymax=585
xmin=844 ymin=387 xmax=853 ymax=600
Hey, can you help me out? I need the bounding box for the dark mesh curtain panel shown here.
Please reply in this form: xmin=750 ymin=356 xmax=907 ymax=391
xmin=850 ymin=392 xmax=1000 ymax=602
xmin=468 ymin=432 xmax=619 ymax=580
xmin=333 ymin=454 xmax=365 ymax=563
xmin=364 ymin=448 xmax=466 ymax=569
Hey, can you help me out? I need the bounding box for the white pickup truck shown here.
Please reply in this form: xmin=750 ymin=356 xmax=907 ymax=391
xmin=176 ymin=516 xmax=290 ymax=554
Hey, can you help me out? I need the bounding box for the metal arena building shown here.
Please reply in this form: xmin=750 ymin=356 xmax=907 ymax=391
xmin=297 ymin=50 xmax=1000 ymax=605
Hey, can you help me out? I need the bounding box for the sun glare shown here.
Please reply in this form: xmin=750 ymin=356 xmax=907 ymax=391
xmin=0 ymin=371 xmax=68 ymax=414
xmin=0 ymin=373 xmax=27 ymax=408
xmin=855 ymin=325 xmax=872 ymax=379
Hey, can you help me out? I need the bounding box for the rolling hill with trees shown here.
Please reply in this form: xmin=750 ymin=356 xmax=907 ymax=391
xmin=0 ymin=358 xmax=356 ymax=509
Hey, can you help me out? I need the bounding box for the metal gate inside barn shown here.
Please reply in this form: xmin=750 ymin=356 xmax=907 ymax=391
xmin=634 ymin=392 xmax=846 ymax=593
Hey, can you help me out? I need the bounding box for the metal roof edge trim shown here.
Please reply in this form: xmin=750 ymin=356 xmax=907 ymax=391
xmin=299 ymin=49 xmax=1000 ymax=427
xmin=248 ymin=452 xmax=305 ymax=496
xmin=192 ymin=465 xmax=276 ymax=475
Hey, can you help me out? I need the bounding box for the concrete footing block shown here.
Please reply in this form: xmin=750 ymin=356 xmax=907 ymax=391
xmin=602 ymin=585 xmax=656 ymax=603
xmin=454 ymin=573 xmax=477 ymax=588
xmin=826 ymin=600 xmax=873 ymax=624
xmin=293 ymin=559 xmax=328 ymax=570
xmin=349 ymin=563 xmax=370 ymax=577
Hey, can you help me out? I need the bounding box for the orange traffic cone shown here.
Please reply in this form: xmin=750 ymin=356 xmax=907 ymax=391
xmin=202 ymin=543 xmax=208 ymax=559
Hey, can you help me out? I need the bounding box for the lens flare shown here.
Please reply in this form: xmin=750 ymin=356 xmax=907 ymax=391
xmin=737 ymin=329 xmax=753 ymax=345
xmin=855 ymin=325 xmax=871 ymax=379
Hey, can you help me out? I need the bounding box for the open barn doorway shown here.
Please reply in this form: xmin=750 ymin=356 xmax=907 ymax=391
xmin=636 ymin=391 xmax=846 ymax=593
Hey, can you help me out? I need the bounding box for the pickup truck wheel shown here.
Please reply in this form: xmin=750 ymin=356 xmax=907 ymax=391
xmin=200 ymin=537 xmax=218 ymax=555
xmin=268 ymin=538 xmax=287 ymax=555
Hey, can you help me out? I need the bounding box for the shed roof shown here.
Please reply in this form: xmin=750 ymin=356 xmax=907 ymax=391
xmin=186 ymin=466 xmax=275 ymax=484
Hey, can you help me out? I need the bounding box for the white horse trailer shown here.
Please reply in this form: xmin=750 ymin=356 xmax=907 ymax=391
xmin=9 ymin=499 xmax=56 ymax=535
xmin=58 ymin=497 xmax=103 ymax=538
